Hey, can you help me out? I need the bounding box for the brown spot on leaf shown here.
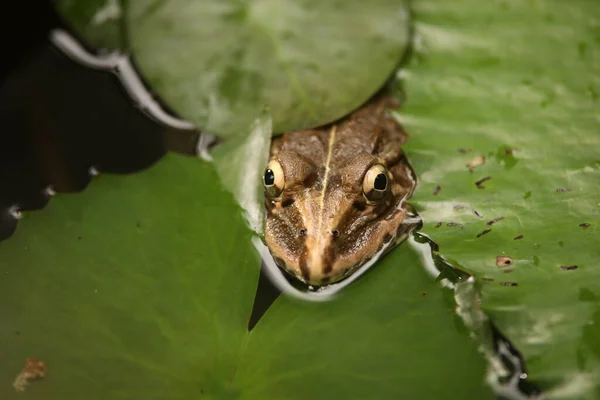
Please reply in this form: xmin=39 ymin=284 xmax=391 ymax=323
xmin=496 ymin=256 xmax=513 ymax=267
xmin=435 ymin=222 xmax=443 ymax=228
xmin=446 ymin=222 xmax=464 ymax=228
xmin=13 ymin=358 xmax=46 ymax=393
xmin=433 ymin=185 xmax=441 ymax=196
xmin=500 ymin=281 xmax=518 ymax=287
xmin=482 ymin=277 xmax=495 ymax=282
xmin=579 ymin=223 xmax=591 ymax=229
xmin=477 ymin=229 xmax=492 ymax=238
xmin=513 ymin=234 xmax=524 ymax=240
xmin=475 ymin=176 xmax=492 ymax=189
xmin=458 ymin=148 xmax=472 ymax=154
xmin=487 ymin=216 xmax=504 ymax=226
xmin=421 ymin=292 xmax=428 ymax=296
xmin=467 ymin=155 xmax=486 ymax=171
xmin=473 ymin=210 xmax=483 ymax=218
xmin=503 ymin=269 xmax=514 ymax=274
xmin=556 ymin=188 xmax=571 ymax=192
xmin=560 ymin=265 xmax=579 ymax=271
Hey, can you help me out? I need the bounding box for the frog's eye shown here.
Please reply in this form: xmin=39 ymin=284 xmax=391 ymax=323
xmin=362 ymin=164 xmax=389 ymax=203
xmin=264 ymin=159 xmax=285 ymax=199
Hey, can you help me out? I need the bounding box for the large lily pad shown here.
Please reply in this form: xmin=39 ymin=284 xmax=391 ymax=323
xmin=401 ymin=0 xmax=600 ymax=396
xmin=0 ymin=154 xmax=493 ymax=399
xmin=54 ymin=0 xmax=411 ymax=138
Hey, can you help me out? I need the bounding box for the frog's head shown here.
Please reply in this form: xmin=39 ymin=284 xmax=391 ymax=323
xmin=263 ymin=150 xmax=408 ymax=286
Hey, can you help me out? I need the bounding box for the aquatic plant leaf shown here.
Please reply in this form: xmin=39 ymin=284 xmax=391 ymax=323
xmin=402 ymin=0 xmax=600 ymax=396
xmin=0 ymin=153 xmax=492 ymax=399
xmin=54 ymin=0 xmax=411 ymax=138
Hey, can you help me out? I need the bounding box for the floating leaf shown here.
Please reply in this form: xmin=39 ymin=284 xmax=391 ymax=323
xmin=402 ymin=0 xmax=600 ymax=396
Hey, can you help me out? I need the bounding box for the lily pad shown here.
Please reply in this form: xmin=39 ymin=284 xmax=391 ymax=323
xmin=54 ymin=0 xmax=411 ymax=138
xmin=401 ymin=0 xmax=600 ymax=396
xmin=0 ymin=153 xmax=493 ymax=399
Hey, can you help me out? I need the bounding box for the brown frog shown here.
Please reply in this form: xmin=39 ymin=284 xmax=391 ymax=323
xmin=262 ymin=91 xmax=415 ymax=286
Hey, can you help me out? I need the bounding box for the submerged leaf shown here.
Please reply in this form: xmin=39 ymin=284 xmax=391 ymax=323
xmin=54 ymin=0 xmax=411 ymax=137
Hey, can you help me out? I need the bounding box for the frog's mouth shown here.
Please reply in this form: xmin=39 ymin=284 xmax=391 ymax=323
xmin=258 ymin=210 xmax=422 ymax=301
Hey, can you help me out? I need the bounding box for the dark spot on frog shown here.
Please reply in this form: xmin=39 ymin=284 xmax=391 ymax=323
xmin=473 ymin=209 xmax=483 ymax=218
xmin=433 ymin=185 xmax=441 ymax=196
xmin=352 ymin=200 xmax=366 ymax=211
xmin=281 ymin=198 xmax=295 ymax=208
xmin=435 ymin=222 xmax=443 ymax=228
xmin=273 ymin=257 xmax=287 ymax=269
xmin=513 ymin=234 xmax=524 ymax=240
xmin=331 ymin=230 xmax=340 ymax=238
xmin=579 ymin=223 xmax=591 ymax=229
xmin=500 ymin=282 xmax=518 ymax=287
xmin=560 ymin=265 xmax=579 ymax=271
xmin=475 ymin=176 xmax=492 ymax=189
xmin=320 ymin=276 xmax=332 ymax=284
xmin=299 ymin=229 xmax=307 ymax=237
xmin=482 ymin=277 xmax=495 ymax=282
xmin=477 ymin=229 xmax=491 ymax=238
xmin=322 ymin=246 xmax=335 ymax=275
xmin=558 ymin=241 xmax=564 ymax=247
xmin=447 ymin=222 xmax=463 ymax=228
xmin=383 ymin=233 xmax=392 ymax=243
xmin=523 ymin=191 xmax=532 ymax=199
xmin=298 ymin=249 xmax=310 ymax=281
xmin=556 ymin=188 xmax=571 ymax=192
xmin=496 ymin=256 xmax=513 ymax=267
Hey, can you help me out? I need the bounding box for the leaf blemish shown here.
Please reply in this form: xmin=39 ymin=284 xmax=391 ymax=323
xmin=475 ymin=176 xmax=492 ymax=189
xmin=560 ymin=265 xmax=579 ymax=271
xmin=556 ymin=188 xmax=572 ymax=192
xmin=503 ymin=269 xmax=514 ymax=274
xmin=458 ymin=148 xmax=472 ymax=154
xmin=435 ymin=222 xmax=443 ymax=228
xmin=482 ymin=277 xmax=495 ymax=282
xmin=466 ymin=155 xmax=486 ymax=171
xmin=500 ymin=281 xmax=518 ymax=287
xmin=477 ymin=229 xmax=491 ymax=238
xmin=496 ymin=256 xmax=513 ymax=267
xmin=473 ymin=209 xmax=483 ymax=218
xmin=433 ymin=185 xmax=441 ymax=196
xmin=514 ymin=234 xmax=524 ymax=240
xmin=446 ymin=222 xmax=464 ymax=228
xmin=487 ymin=216 xmax=504 ymax=226
xmin=579 ymin=223 xmax=591 ymax=229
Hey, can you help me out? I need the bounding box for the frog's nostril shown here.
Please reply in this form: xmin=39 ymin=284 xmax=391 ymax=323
xmin=299 ymin=229 xmax=307 ymax=236
xmin=331 ymin=230 xmax=340 ymax=238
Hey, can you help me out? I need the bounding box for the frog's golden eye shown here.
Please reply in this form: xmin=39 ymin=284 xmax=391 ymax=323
xmin=362 ymin=164 xmax=389 ymax=203
xmin=264 ymin=159 xmax=285 ymax=199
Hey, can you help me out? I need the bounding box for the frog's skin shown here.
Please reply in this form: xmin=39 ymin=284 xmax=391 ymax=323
xmin=262 ymin=91 xmax=416 ymax=286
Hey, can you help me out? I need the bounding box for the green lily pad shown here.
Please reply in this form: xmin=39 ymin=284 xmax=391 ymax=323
xmin=401 ymin=0 xmax=600 ymax=396
xmin=0 ymin=153 xmax=493 ymax=399
xmin=54 ymin=0 xmax=411 ymax=138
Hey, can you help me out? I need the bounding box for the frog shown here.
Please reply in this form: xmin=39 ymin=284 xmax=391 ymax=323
xmin=262 ymin=90 xmax=416 ymax=286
